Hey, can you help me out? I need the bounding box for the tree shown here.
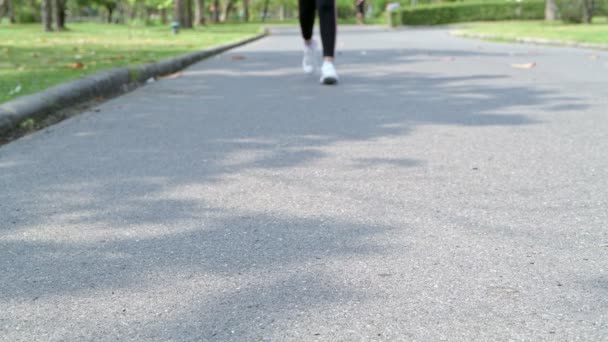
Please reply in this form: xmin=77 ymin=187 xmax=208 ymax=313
xmin=42 ymin=0 xmax=53 ymax=31
xmin=262 ymin=0 xmax=269 ymax=21
xmin=558 ymin=0 xmax=594 ymax=24
xmin=8 ymin=0 xmax=14 ymax=23
xmin=186 ymin=0 xmax=193 ymax=26
xmin=103 ymin=0 xmax=118 ymax=22
xmin=545 ymin=0 xmax=557 ymax=21
xmin=242 ymin=0 xmax=249 ymax=21
xmin=0 ymin=0 xmax=15 ymax=24
xmin=147 ymin=0 xmax=173 ymax=24
xmin=220 ymin=0 xmax=233 ymax=21
xmin=175 ymin=0 xmax=193 ymax=27
xmin=54 ymin=0 xmax=66 ymax=29
xmin=0 ymin=0 xmax=6 ymax=23
xmin=194 ymin=0 xmax=205 ymax=24
xmin=175 ymin=0 xmax=184 ymax=24
xmin=581 ymin=0 xmax=592 ymax=23
xmin=213 ymin=0 xmax=219 ymax=22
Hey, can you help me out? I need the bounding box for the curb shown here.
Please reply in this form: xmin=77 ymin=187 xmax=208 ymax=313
xmin=450 ymin=30 xmax=608 ymax=51
xmin=0 ymin=30 xmax=268 ymax=136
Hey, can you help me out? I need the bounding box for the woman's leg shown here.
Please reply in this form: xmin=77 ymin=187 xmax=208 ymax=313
xmin=299 ymin=0 xmax=316 ymax=43
xmin=316 ymin=0 xmax=336 ymax=60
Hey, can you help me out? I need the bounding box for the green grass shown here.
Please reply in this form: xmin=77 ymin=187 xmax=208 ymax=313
xmin=0 ymin=22 xmax=263 ymax=103
xmin=338 ymin=16 xmax=388 ymax=25
xmin=458 ymin=17 xmax=608 ymax=45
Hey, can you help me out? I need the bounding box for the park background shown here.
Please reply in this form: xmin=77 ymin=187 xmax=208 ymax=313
xmin=1 ymin=0 xmax=607 ymax=103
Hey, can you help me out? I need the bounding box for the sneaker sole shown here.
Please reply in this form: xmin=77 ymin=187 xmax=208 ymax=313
xmin=321 ymin=77 xmax=338 ymax=85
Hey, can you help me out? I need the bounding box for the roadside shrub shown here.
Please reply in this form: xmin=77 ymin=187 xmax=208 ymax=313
xmin=337 ymin=0 xmax=356 ymax=18
xmin=390 ymin=0 xmax=545 ymax=26
xmin=558 ymin=0 xmax=592 ymax=23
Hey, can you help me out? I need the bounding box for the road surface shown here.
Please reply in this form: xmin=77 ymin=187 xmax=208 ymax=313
xmin=1 ymin=26 xmax=607 ymax=340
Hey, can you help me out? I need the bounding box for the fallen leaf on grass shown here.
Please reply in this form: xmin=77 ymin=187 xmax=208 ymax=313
xmin=68 ymin=62 xmax=85 ymax=69
xmin=31 ymin=52 xmax=40 ymax=58
xmin=108 ymin=55 xmax=125 ymax=61
xmin=230 ymin=55 xmax=246 ymax=60
xmin=511 ymin=62 xmax=536 ymax=69
xmin=159 ymin=72 xmax=183 ymax=79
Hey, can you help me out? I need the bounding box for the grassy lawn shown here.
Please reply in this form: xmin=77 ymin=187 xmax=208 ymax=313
xmin=458 ymin=17 xmax=608 ymax=45
xmin=0 ymin=22 xmax=263 ymax=104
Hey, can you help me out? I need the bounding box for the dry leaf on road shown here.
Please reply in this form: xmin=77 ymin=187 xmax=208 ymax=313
xmin=160 ymin=72 xmax=183 ymax=79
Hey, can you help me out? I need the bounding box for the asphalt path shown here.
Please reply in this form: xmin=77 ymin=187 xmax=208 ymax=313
xmin=1 ymin=26 xmax=607 ymax=341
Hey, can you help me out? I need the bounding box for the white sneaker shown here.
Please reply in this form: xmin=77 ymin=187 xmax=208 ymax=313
xmin=302 ymin=41 xmax=319 ymax=74
xmin=320 ymin=61 xmax=339 ymax=85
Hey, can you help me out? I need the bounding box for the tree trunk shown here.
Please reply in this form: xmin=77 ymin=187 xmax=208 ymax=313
xmin=42 ymin=0 xmax=53 ymax=31
xmin=582 ymin=0 xmax=592 ymax=23
xmin=175 ymin=0 xmax=193 ymax=28
xmin=130 ymin=3 xmax=137 ymax=20
xmin=195 ymin=0 xmax=205 ymax=25
xmin=54 ymin=0 xmax=66 ymax=30
xmin=213 ymin=0 xmax=220 ymax=22
xmin=175 ymin=0 xmax=184 ymax=25
xmin=160 ymin=8 xmax=167 ymax=24
xmin=144 ymin=5 xmax=152 ymax=23
xmin=545 ymin=0 xmax=557 ymax=20
xmin=242 ymin=0 xmax=249 ymax=22
xmin=116 ymin=2 xmax=127 ymax=23
xmin=0 ymin=0 xmax=5 ymax=24
xmin=185 ymin=0 xmax=193 ymax=27
xmin=220 ymin=0 xmax=232 ymax=22
xmin=262 ymin=0 xmax=269 ymax=22
xmin=107 ymin=5 xmax=114 ymax=23
xmin=7 ymin=0 xmax=15 ymax=23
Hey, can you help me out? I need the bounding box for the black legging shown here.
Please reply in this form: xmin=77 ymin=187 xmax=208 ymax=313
xmin=299 ymin=0 xmax=336 ymax=58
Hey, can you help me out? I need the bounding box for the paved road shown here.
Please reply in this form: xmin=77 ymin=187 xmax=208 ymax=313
xmin=1 ymin=26 xmax=607 ymax=341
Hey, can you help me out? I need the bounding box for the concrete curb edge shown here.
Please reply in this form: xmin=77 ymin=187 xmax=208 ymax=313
xmin=0 ymin=30 xmax=268 ymax=136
